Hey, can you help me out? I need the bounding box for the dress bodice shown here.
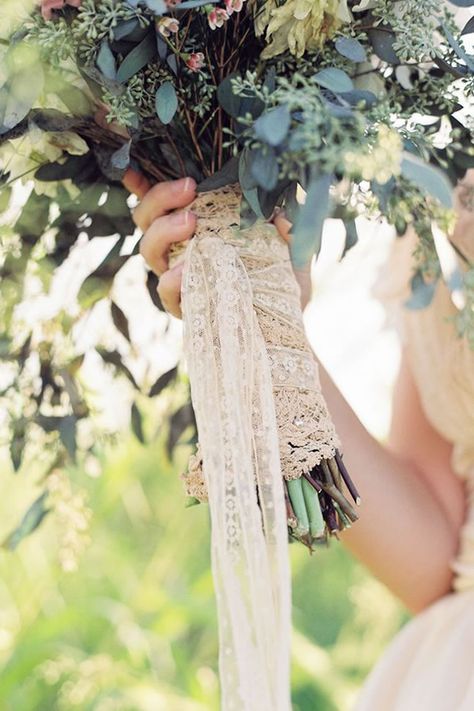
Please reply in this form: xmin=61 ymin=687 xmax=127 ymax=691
xmin=373 ymin=213 xmax=474 ymax=591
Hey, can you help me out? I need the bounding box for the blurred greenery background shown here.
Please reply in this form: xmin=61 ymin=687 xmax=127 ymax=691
xmin=0 ymin=421 xmax=407 ymax=711
xmin=0 ymin=193 xmax=408 ymax=709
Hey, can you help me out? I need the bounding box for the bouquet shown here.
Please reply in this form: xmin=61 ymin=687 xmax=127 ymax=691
xmin=1 ymin=0 xmax=473 ymax=707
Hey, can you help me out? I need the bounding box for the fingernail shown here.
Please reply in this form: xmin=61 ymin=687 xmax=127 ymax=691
xmin=173 ymin=177 xmax=195 ymax=193
xmin=170 ymin=210 xmax=192 ymax=226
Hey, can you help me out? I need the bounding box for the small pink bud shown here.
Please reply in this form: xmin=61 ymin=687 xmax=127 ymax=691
xmin=157 ymin=16 xmax=180 ymax=37
xmin=208 ymin=8 xmax=229 ymax=30
xmin=39 ymin=0 xmax=82 ymax=21
xmin=185 ymin=52 xmax=205 ymax=72
xmin=224 ymin=0 xmax=244 ymax=14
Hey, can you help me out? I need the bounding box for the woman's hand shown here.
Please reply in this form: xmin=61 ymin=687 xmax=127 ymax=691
xmin=123 ymin=169 xmax=312 ymax=317
xmin=124 ymin=170 xmax=197 ymax=318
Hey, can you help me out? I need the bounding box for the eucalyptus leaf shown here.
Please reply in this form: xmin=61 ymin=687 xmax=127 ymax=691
xmin=368 ymin=28 xmax=400 ymax=64
xmin=461 ymin=16 xmax=474 ymax=34
xmin=116 ymin=32 xmax=156 ymax=83
xmin=0 ymin=64 xmax=44 ymax=133
xmin=404 ymin=270 xmax=437 ymax=309
xmin=401 ymin=154 xmax=453 ymax=207
xmin=97 ymin=41 xmax=117 ymax=80
xmin=314 ymin=68 xmax=353 ymax=93
xmin=335 ymin=37 xmax=367 ymax=62
xmin=113 ymin=19 xmax=141 ymax=40
xmin=176 ymin=0 xmax=219 ymax=7
xmin=217 ymin=74 xmax=240 ymax=118
xmin=110 ymin=141 xmax=131 ymax=172
xmin=250 ymin=147 xmax=279 ymax=190
xmin=254 ymin=105 xmax=291 ymax=146
xmin=155 ymin=81 xmax=178 ymax=124
xmin=291 ymin=173 xmax=332 ymax=268
xmin=441 ymin=20 xmax=474 ymax=72
xmin=198 ymin=155 xmax=239 ymax=191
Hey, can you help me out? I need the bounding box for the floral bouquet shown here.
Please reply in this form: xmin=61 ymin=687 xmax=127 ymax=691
xmin=1 ymin=0 xmax=473 ymax=707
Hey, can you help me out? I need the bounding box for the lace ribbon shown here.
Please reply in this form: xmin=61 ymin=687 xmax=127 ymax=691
xmin=178 ymin=185 xmax=339 ymax=709
xmin=182 ymin=231 xmax=292 ymax=711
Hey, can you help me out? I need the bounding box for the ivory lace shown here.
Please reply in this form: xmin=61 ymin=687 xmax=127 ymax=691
xmin=176 ymin=184 xmax=340 ymax=710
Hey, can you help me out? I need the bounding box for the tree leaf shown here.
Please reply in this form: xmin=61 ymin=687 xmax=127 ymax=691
xmin=10 ymin=419 xmax=26 ymax=472
xmin=291 ymin=174 xmax=332 ymax=269
xmin=146 ymin=270 xmax=166 ymax=311
xmin=111 ymin=302 xmax=131 ymax=342
xmin=59 ymin=416 xmax=77 ymax=462
xmin=3 ymin=492 xmax=50 ymax=551
xmin=14 ymin=191 xmax=50 ymax=246
xmin=96 ymin=348 xmax=139 ymax=389
xmin=131 ymin=403 xmax=145 ymax=443
xmin=35 ymin=154 xmax=92 ymax=182
xmin=149 ymin=367 xmax=178 ymax=397
xmin=167 ymin=402 xmax=196 ymax=457
xmin=401 ymin=154 xmax=453 ymax=207
xmin=155 ymin=82 xmax=178 ymax=125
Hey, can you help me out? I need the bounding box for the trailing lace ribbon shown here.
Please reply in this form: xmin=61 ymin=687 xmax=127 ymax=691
xmin=177 ymin=185 xmax=342 ymax=708
xmin=181 ymin=232 xmax=292 ymax=711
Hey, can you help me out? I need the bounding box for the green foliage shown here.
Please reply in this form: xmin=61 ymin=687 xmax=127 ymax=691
xmin=0 ymin=437 xmax=406 ymax=710
xmin=155 ymin=82 xmax=178 ymax=125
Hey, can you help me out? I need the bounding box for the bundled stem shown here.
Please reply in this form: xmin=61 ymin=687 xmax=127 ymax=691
xmin=285 ymin=449 xmax=361 ymax=550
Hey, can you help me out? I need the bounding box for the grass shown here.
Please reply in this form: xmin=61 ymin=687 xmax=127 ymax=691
xmin=0 ymin=433 xmax=407 ymax=710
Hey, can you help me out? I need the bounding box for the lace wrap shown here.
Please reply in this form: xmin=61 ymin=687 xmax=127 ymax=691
xmin=177 ymin=185 xmax=340 ymax=710
xmin=180 ymin=185 xmax=340 ymax=502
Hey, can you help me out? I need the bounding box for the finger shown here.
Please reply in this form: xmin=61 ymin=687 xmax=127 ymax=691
xmin=158 ymin=262 xmax=184 ymax=319
xmin=274 ymin=211 xmax=293 ymax=244
xmin=140 ymin=210 xmax=196 ymax=276
xmin=122 ymin=168 xmax=151 ymax=200
xmin=133 ymin=177 xmax=196 ymax=232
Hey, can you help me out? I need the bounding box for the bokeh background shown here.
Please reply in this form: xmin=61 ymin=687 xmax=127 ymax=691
xmin=0 ymin=194 xmax=409 ymax=711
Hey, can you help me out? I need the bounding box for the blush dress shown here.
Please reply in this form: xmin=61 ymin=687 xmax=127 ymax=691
xmin=354 ymin=223 xmax=474 ymax=711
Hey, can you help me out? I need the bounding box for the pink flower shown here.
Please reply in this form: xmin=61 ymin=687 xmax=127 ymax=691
xmin=208 ymin=8 xmax=229 ymax=30
xmin=185 ymin=52 xmax=205 ymax=72
xmin=157 ymin=17 xmax=180 ymax=37
xmin=224 ymin=0 xmax=244 ymax=14
xmin=40 ymin=0 xmax=82 ymax=20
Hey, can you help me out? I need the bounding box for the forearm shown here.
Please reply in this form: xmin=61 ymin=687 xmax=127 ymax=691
xmin=318 ymin=363 xmax=460 ymax=613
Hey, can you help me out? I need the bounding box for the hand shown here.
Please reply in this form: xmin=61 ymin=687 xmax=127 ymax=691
xmin=123 ymin=169 xmax=197 ymax=318
xmin=123 ymin=169 xmax=312 ymax=317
